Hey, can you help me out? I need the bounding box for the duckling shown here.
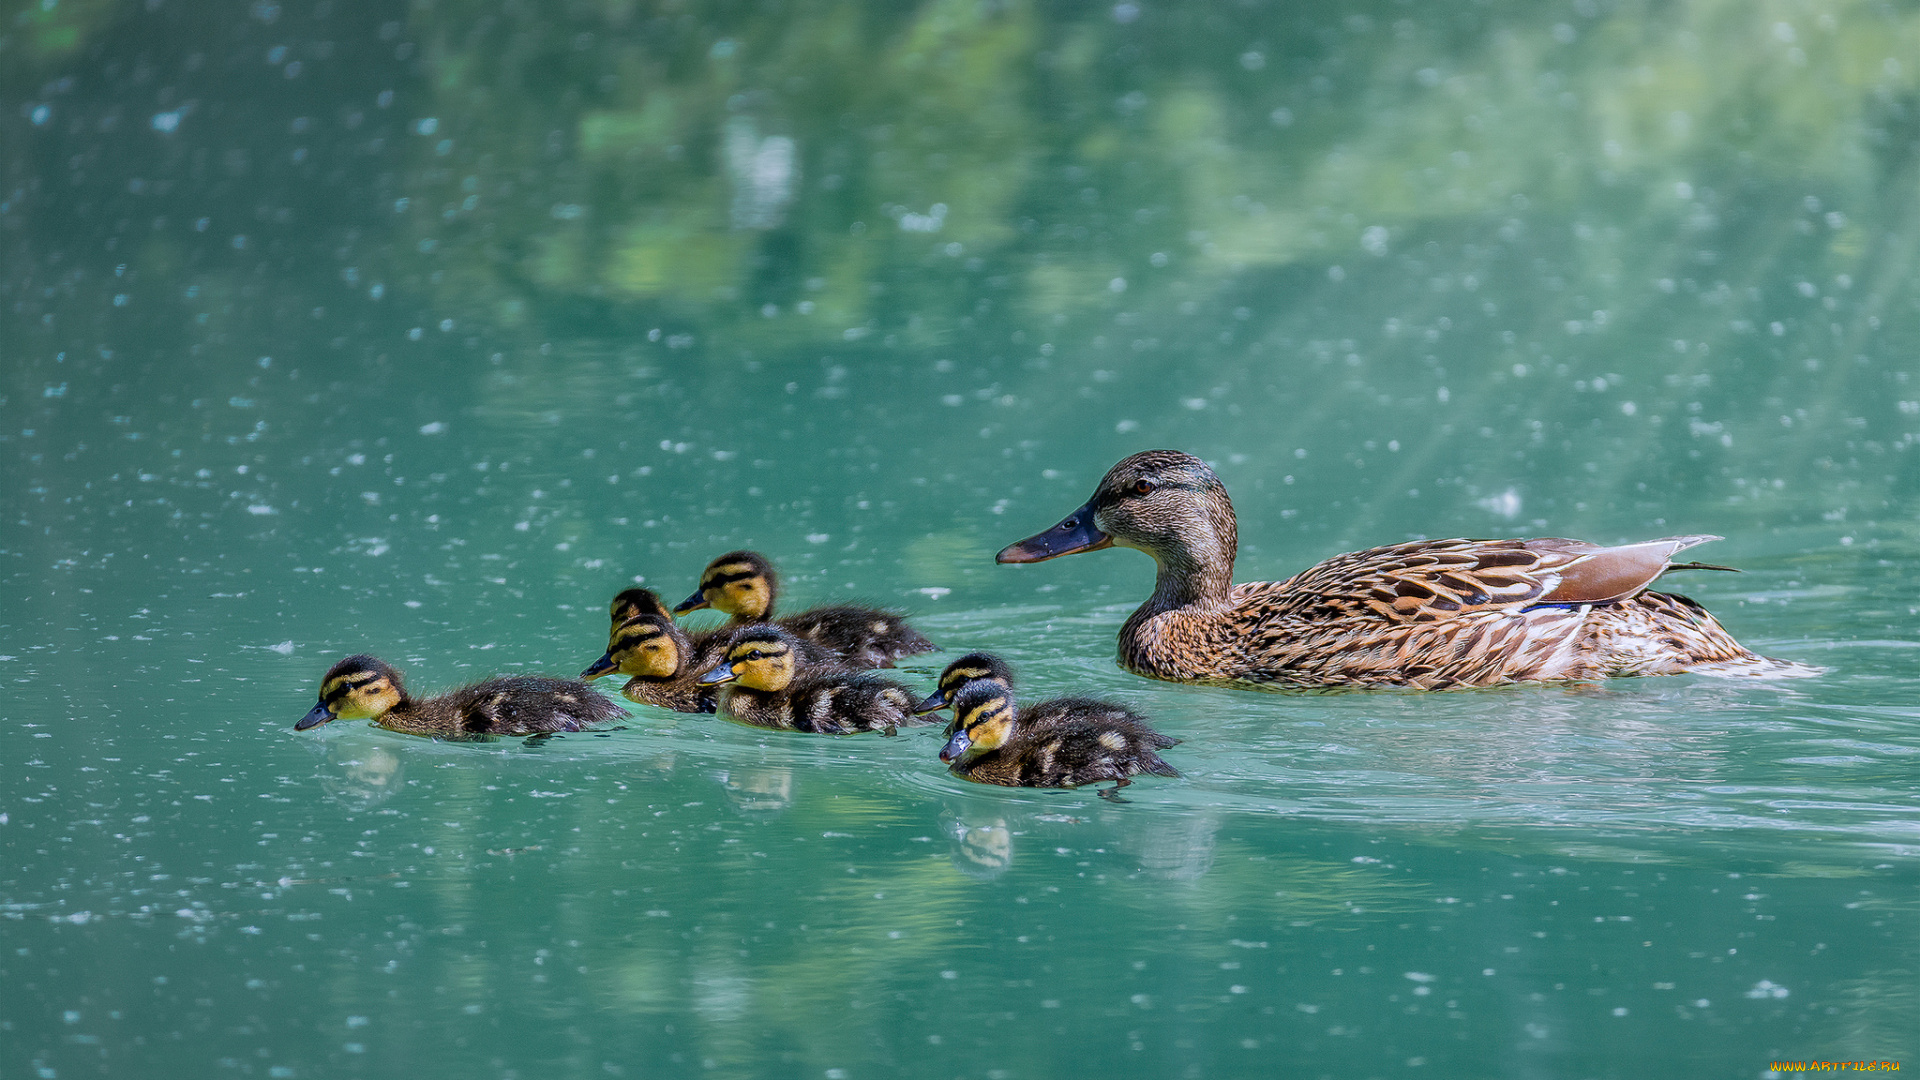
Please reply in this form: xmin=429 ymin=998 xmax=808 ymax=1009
xmin=598 ymin=585 xmax=845 ymax=679
xmin=939 ymin=681 xmax=1179 ymax=797
xmin=296 ymin=655 xmax=624 ymax=739
xmin=998 ymin=449 xmax=1820 ymax=689
xmin=579 ymin=614 xmax=717 ymax=714
xmin=913 ymin=652 xmax=1017 ymax=717
xmin=694 ymin=626 xmax=934 ymax=735
xmin=673 ymin=550 xmax=935 ymax=669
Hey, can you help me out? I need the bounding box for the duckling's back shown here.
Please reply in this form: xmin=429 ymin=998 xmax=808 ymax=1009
xmin=724 ymin=673 xmax=933 ymax=735
xmin=781 ymin=605 xmax=935 ymax=669
xmin=388 ymin=676 xmax=624 ymax=738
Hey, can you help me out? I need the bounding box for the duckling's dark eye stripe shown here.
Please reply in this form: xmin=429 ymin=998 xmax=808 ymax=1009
xmin=702 ymin=569 xmax=762 ymax=588
xmin=967 ymin=701 xmax=1012 ymax=726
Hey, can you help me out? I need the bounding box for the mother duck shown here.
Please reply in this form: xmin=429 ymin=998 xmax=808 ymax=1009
xmin=997 ymin=450 xmax=1816 ymax=689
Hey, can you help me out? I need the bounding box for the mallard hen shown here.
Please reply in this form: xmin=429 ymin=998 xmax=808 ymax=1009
xmin=997 ymin=449 xmax=1818 ymax=689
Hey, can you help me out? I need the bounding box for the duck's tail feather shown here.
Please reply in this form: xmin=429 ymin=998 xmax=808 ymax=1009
xmin=1686 ymin=654 xmax=1826 ymax=679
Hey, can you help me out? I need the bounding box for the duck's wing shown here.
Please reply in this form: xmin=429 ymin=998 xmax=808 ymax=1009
xmin=1264 ymin=534 xmax=1731 ymax=624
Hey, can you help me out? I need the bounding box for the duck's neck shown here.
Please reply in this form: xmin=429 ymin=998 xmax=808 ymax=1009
xmin=1143 ymin=547 xmax=1236 ymax=614
xmin=1136 ymin=502 xmax=1238 ymax=615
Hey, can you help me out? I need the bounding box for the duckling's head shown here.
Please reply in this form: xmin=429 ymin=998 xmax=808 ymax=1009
xmin=675 ymin=551 xmax=778 ymax=621
xmin=582 ymin=615 xmax=683 ymax=681
xmin=939 ymin=681 xmax=1017 ymax=764
xmin=609 ymin=586 xmax=673 ymax=626
xmin=696 ymin=626 xmax=797 ymax=692
xmin=297 ymin=654 xmax=408 ymax=730
xmin=913 ymin=652 xmax=1016 ymax=715
xmin=997 ymin=450 xmax=1236 ymax=578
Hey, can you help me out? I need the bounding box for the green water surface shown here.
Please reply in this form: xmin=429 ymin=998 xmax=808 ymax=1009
xmin=3 ymin=0 xmax=1918 ymax=1076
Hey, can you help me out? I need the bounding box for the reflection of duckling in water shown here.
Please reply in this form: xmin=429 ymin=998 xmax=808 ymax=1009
xmin=297 ymin=655 xmax=623 ymax=739
xmin=943 ymin=814 xmax=1014 ymax=880
xmin=580 ymin=613 xmax=718 ymax=714
xmin=717 ymin=767 xmax=795 ymax=813
xmin=674 ymin=550 xmax=935 ymax=669
xmin=939 ymin=682 xmax=1179 ymax=798
xmin=696 ymin=626 xmax=933 ymax=735
xmin=316 ymin=743 xmax=405 ymax=810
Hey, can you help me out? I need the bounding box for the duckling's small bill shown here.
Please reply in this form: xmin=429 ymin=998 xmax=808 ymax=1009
xmin=296 ymin=703 xmax=334 ymax=731
xmin=996 ymin=498 xmax=1112 ymax=563
xmin=697 ymin=662 xmax=739 ymax=685
xmin=579 ymin=652 xmax=618 ymax=681
xmin=938 ymin=729 xmax=971 ymax=761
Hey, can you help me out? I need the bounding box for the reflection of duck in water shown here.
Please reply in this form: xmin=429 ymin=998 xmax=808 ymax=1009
xmin=674 ymin=550 xmax=935 ymax=669
xmin=998 ymin=449 xmax=1821 ymax=688
xmin=297 ymin=655 xmax=623 ymax=739
xmin=696 ymin=627 xmax=933 ymax=735
xmin=943 ymin=814 xmax=1013 ymax=880
xmin=717 ymin=767 xmax=795 ymax=814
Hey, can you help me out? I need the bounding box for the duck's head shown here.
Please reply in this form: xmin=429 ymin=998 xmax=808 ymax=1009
xmin=675 ymin=551 xmax=778 ymax=621
xmin=939 ymin=682 xmax=1016 ymax=764
xmin=696 ymin=626 xmax=797 ymax=692
xmin=913 ymin=652 xmax=1016 ymax=715
xmin=298 ymin=654 xmax=407 ymax=730
xmin=609 ymin=586 xmax=673 ymax=627
xmin=997 ymin=450 xmax=1237 ymax=577
xmin=582 ymin=615 xmax=683 ymax=681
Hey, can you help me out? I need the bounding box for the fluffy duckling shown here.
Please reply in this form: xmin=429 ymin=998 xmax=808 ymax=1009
xmin=913 ymin=652 xmax=1016 ymax=717
xmin=580 ymin=614 xmax=717 ymax=714
xmin=599 ymin=584 xmax=843 ymax=676
xmin=939 ymin=681 xmax=1180 ymax=797
xmin=694 ymin=626 xmax=933 ymax=735
xmin=296 ymin=655 xmax=623 ymax=739
xmin=999 ymin=449 xmax=1819 ymax=688
xmin=673 ymin=550 xmax=935 ymax=669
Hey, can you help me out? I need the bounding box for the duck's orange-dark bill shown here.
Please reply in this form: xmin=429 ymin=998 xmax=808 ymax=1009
xmin=995 ymin=499 xmax=1112 ymax=563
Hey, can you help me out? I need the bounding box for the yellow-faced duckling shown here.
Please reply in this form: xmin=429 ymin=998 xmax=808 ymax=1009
xmin=599 ymin=584 xmax=848 ymax=676
xmin=673 ymin=550 xmax=935 ymax=669
xmin=913 ymin=652 xmax=1017 ymax=717
xmin=694 ymin=626 xmax=934 ymax=735
xmin=939 ymin=681 xmax=1179 ymax=797
xmin=580 ymin=614 xmax=718 ymax=714
xmin=998 ymin=449 xmax=1821 ymax=689
xmin=297 ymin=655 xmax=624 ymax=739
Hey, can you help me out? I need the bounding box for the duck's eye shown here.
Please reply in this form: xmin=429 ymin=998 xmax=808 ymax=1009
xmin=1132 ymin=479 xmax=1155 ymax=495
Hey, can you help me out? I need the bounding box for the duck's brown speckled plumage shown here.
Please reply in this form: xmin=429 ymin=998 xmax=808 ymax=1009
xmin=940 ymin=682 xmax=1179 ymax=792
xmin=674 ymin=551 xmax=935 ymax=669
xmin=297 ymin=655 xmax=624 ymax=739
xmin=1000 ymin=450 xmax=1820 ymax=689
xmin=699 ymin=626 xmax=936 ymax=735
